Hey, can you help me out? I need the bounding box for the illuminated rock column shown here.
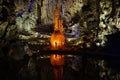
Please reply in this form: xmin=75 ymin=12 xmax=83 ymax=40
xmin=54 ymin=6 xmax=59 ymax=31
xmin=50 ymin=6 xmax=65 ymax=49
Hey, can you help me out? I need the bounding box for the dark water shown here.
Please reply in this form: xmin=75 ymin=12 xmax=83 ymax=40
xmin=0 ymin=52 xmax=120 ymax=80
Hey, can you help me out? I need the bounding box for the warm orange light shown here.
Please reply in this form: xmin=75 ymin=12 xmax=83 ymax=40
xmin=50 ymin=54 xmax=64 ymax=80
xmin=50 ymin=6 xmax=65 ymax=49
xmin=54 ymin=6 xmax=59 ymax=31
xmin=50 ymin=54 xmax=64 ymax=66
xmin=50 ymin=6 xmax=65 ymax=80
xmin=50 ymin=31 xmax=65 ymax=49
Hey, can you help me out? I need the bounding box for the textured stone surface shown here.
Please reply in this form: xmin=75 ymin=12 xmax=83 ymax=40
xmin=0 ymin=0 xmax=120 ymax=49
xmin=0 ymin=5 xmax=2 ymax=12
xmin=0 ymin=1 xmax=120 ymax=80
xmin=0 ymin=0 xmax=2 ymax=4
xmin=38 ymin=0 xmax=84 ymax=24
xmin=0 ymin=22 xmax=8 ymax=38
xmin=16 ymin=0 xmax=38 ymax=34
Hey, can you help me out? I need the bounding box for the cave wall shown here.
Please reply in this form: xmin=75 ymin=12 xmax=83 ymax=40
xmin=0 ymin=1 xmax=120 ymax=80
xmin=0 ymin=0 xmax=27 ymax=59
xmin=41 ymin=0 xmax=84 ymax=24
xmin=0 ymin=0 xmax=120 ymax=57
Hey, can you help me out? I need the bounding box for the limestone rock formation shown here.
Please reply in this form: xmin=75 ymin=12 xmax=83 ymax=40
xmin=97 ymin=0 xmax=119 ymax=46
xmin=16 ymin=0 xmax=38 ymax=35
xmin=0 ymin=0 xmax=120 ymax=56
xmin=0 ymin=22 xmax=8 ymax=38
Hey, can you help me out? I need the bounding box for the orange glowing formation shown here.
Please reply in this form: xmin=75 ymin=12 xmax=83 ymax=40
xmin=50 ymin=6 xmax=65 ymax=49
xmin=50 ymin=54 xmax=64 ymax=80
xmin=50 ymin=54 xmax=64 ymax=66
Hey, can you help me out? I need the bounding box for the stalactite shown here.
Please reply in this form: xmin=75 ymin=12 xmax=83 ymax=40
xmin=49 ymin=0 xmax=55 ymax=13
xmin=61 ymin=0 xmax=66 ymax=18
xmin=114 ymin=8 xmax=120 ymax=30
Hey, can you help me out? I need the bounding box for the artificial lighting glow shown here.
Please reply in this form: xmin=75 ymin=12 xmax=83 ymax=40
xmin=50 ymin=54 xmax=64 ymax=80
xmin=50 ymin=54 xmax=64 ymax=66
xmin=50 ymin=6 xmax=65 ymax=49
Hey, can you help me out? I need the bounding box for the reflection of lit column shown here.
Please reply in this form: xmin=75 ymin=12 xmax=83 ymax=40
xmin=54 ymin=66 xmax=63 ymax=80
xmin=50 ymin=54 xmax=64 ymax=80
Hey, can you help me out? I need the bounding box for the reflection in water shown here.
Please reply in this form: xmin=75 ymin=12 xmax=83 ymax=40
xmin=50 ymin=54 xmax=64 ymax=80
xmin=50 ymin=5 xmax=65 ymax=80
